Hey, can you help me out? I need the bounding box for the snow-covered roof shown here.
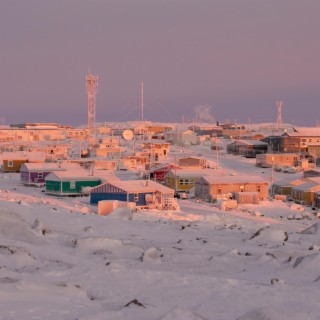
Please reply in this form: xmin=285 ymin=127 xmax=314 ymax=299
xmin=287 ymin=127 xmax=320 ymax=137
xmin=21 ymin=163 xmax=64 ymax=171
xmin=99 ymin=179 xmax=174 ymax=194
xmin=236 ymin=140 xmax=268 ymax=146
xmin=45 ymin=169 xmax=100 ymax=181
xmin=203 ymin=175 xmax=268 ymax=184
xmin=167 ymin=168 xmax=214 ymax=177
xmin=182 ymin=130 xmax=196 ymax=135
xmin=293 ymin=181 xmax=320 ymax=191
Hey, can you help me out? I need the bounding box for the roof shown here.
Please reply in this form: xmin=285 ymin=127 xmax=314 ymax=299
xmin=167 ymin=168 xmax=214 ymax=177
xmin=21 ymin=162 xmax=64 ymax=171
xmin=1 ymin=151 xmax=45 ymax=161
xmin=45 ymin=169 xmax=101 ymax=181
xmin=293 ymin=181 xmax=320 ymax=191
xmin=286 ymin=127 xmax=320 ymax=137
xmin=95 ymin=179 xmax=174 ymax=194
xmin=202 ymin=175 xmax=268 ymax=184
xmin=235 ymin=140 xmax=268 ymax=146
xmin=149 ymin=163 xmax=178 ymax=173
xmin=182 ymin=130 xmax=196 ymax=135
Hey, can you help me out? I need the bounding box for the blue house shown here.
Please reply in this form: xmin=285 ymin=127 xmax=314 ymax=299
xmin=90 ymin=179 xmax=175 ymax=208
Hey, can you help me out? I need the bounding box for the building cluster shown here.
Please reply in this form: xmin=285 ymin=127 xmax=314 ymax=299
xmin=1 ymin=120 xmax=320 ymax=214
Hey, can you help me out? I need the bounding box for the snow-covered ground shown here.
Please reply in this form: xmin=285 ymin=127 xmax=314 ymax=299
xmin=1 ymin=149 xmax=320 ymax=320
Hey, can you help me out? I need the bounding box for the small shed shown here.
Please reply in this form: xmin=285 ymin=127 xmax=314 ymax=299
xmin=45 ymin=169 xmax=101 ymax=196
xmin=178 ymin=157 xmax=206 ymax=169
xmin=90 ymin=179 xmax=175 ymax=209
xmin=234 ymin=192 xmax=259 ymax=204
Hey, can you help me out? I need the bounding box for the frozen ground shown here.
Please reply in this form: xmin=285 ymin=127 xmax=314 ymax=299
xmin=1 ymin=150 xmax=320 ymax=320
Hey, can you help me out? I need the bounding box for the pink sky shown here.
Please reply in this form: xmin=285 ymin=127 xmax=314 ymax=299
xmin=1 ymin=0 xmax=319 ymax=126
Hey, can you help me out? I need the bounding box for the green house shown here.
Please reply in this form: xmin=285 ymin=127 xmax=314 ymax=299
xmin=45 ymin=169 xmax=101 ymax=196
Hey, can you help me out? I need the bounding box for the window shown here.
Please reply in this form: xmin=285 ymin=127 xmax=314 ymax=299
xmin=38 ymin=172 xmax=43 ymax=179
xmin=257 ymin=186 xmax=261 ymax=192
xmin=240 ymin=185 xmax=244 ymax=192
xmin=70 ymin=181 xmax=76 ymax=189
xmin=184 ymin=179 xmax=189 ymax=185
xmin=134 ymin=193 xmax=139 ymax=202
xmin=179 ymin=179 xmax=184 ymax=185
xmin=217 ymin=187 xmax=222 ymax=194
xmin=8 ymin=160 xmax=13 ymax=167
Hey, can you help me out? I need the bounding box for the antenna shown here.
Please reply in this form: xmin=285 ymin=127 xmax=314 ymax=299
xmin=86 ymin=73 xmax=98 ymax=149
xmin=276 ymin=100 xmax=283 ymax=130
xmin=141 ymin=81 xmax=144 ymax=121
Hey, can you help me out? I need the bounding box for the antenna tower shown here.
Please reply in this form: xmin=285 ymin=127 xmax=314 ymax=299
xmin=276 ymin=100 xmax=283 ymax=130
xmin=86 ymin=73 xmax=98 ymax=144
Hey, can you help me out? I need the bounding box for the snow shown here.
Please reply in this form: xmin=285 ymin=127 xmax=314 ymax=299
xmin=1 ymin=147 xmax=320 ymax=319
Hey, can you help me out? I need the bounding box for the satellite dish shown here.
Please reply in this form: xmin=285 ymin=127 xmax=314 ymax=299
xmin=122 ymin=129 xmax=134 ymax=141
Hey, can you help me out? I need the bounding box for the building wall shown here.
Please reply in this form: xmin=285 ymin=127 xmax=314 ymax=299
xmin=195 ymin=179 xmax=268 ymax=200
xmin=2 ymin=160 xmax=27 ymax=172
xmin=46 ymin=180 xmax=61 ymax=193
xmin=90 ymin=191 xmax=152 ymax=206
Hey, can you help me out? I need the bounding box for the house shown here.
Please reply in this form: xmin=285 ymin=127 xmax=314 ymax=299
xmin=273 ymin=179 xmax=306 ymax=198
xmin=164 ymin=168 xmax=213 ymax=192
xmin=20 ymin=162 xmax=66 ymax=186
xmin=227 ymin=140 xmax=268 ymax=157
xmin=90 ymin=179 xmax=177 ymax=210
xmin=178 ymin=157 xmax=206 ymax=169
xmin=256 ymin=153 xmax=299 ymax=168
xmin=263 ymin=127 xmax=320 ymax=159
xmin=188 ymin=124 xmax=223 ymax=137
xmin=195 ymin=175 xmax=268 ymax=202
xmin=45 ymin=169 xmax=101 ymax=196
xmin=303 ymin=168 xmax=320 ymax=179
xmin=180 ymin=130 xmax=197 ymax=146
xmin=1 ymin=151 xmax=45 ymax=172
xmin=148 ymin=163 xmax=180 ymax=182
xmin=141 ymin=142 xmax=170 ymax=161
xmin=291 ymin=181 xmax=320 ymax=206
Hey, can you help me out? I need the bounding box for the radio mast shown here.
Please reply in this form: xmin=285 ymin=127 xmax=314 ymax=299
xmin=86 ymin=73 xmax=98 ymax=149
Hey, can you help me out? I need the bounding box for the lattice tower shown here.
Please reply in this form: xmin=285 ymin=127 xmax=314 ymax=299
xmin=86 ymin=74 xmax=98 ymax=139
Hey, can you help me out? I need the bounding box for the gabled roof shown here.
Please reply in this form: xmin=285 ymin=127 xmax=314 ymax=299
xmin=21 ymin=162 xmax=64 ymax=172
xmin=93 ymin=179 xmax=174 ymax=195
xmin=45 ymin=169 xmax=100 ymax=181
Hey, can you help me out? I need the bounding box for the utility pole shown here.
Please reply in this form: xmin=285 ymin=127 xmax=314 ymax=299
xmin=271 ymin=156 xmax=275 ymax=196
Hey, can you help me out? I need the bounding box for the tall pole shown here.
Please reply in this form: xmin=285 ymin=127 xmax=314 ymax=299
xmin=215 ymin=137 xmax=219 ymax=169
xmin=141 ymin=81 xmax=144 ymax=121
xmin=271 ymin=156 xmax=274 ymax=196
xmin=86 ymin=73 xmax=98 ymax=151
